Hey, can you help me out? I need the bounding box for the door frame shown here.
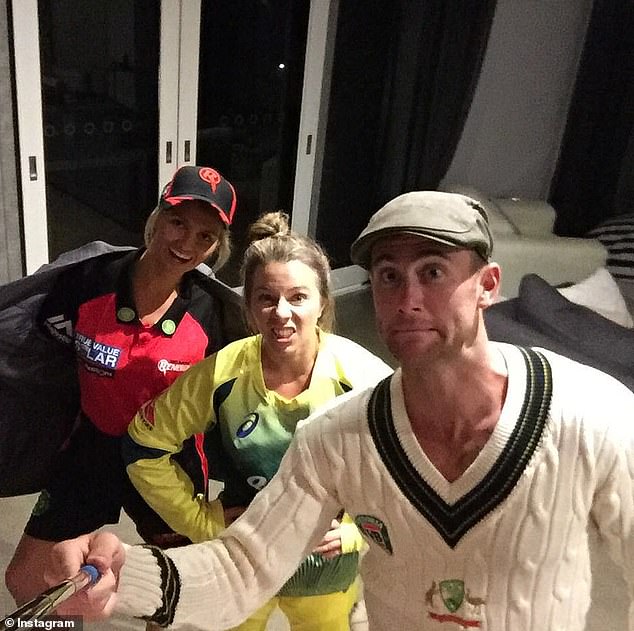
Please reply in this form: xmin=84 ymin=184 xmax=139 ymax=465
xmin=11 ymin=0 xmax=48 ymax=274
xmin=158 ymin=0 xmax=201 ymax=188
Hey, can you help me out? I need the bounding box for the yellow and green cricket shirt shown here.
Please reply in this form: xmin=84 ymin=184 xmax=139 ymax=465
xmin=123 ymin=331 xmax=392 ymax=596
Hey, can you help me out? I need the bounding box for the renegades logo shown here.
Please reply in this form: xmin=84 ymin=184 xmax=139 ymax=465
xmin=198 ymin=167 xmax=222 ymax=192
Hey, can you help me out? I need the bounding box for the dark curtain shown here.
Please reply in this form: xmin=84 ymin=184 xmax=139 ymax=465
xmin=550 ymin=1 xmax=634 ymax=237
xmin=316 ymin=0 xmax=497 ymax=268
xmin=373 ymin=0 xmax=498 ymax=206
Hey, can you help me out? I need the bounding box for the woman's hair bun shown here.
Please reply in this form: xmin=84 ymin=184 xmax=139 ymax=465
xmin=246 ymin=211 xmax=290 ymax=246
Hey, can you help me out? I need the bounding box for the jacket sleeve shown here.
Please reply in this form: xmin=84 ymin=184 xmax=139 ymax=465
xmin=123 ymin=356 xmax=226 ymax=542
xmin=37 ymin=261 xmax=93 ymax=347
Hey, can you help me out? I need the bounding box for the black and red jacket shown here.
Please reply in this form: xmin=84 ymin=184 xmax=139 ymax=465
xmin=37 ymin=248 xmax=229 ymax=494
xmin=0 ymin=242 xmax=243 ymax=497
xmin=38 ymin=248 xmax=226 ymax=437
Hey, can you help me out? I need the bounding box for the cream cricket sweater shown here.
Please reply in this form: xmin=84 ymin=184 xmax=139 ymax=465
xmin=116 ymin=344 xmax=634 ymax=630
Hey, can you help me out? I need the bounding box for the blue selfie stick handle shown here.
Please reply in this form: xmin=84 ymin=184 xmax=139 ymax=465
xmin=0 ymin=563 xmax=101 ymax=627
xmin=79 ymin=564 xmax=101 ymax=585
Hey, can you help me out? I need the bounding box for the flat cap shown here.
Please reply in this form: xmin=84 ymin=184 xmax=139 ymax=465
xmin=350 ymin=191 xmax=493 ymax=269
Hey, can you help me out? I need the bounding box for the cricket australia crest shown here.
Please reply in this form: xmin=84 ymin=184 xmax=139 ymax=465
xmin=425 ymin=579 xmax=485 ymax=627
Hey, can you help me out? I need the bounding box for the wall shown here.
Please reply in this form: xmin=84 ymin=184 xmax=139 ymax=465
xmin=444 ymin=0 xmax=594 ymax=199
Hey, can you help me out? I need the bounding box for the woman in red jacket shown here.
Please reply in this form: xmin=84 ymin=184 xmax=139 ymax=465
xmin=5 ymin=165 xmax=238 ymax=605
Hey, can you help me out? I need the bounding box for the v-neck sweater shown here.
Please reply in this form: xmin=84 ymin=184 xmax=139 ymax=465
xmin=116 ymin=343 xmax=634 ymax=630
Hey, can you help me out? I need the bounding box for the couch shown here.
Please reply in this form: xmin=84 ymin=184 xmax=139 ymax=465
xmin=441 ymin=186 xmax=607 ymax=298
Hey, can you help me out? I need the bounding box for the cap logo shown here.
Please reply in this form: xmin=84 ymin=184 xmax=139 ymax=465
xmin=160 ymin=165 xmax=236 ymax=226
xmin=198 ymin=167 xmax=222 ymax=193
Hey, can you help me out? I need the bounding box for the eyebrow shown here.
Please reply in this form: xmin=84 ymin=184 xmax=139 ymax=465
xmin=253 ymin=284 xmax=311 ymax=293
xmin=371 ymin=247 xmax=453 ymax=267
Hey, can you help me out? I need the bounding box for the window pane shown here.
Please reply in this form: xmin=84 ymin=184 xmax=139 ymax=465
xmin=39 ymin=0 xmax=160 ymax=258
xmin=196 ymin=0 xmax=310 ymax=286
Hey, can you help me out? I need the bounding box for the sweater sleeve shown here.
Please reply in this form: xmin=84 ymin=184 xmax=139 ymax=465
xmin=589 ymin=384 xmax=634 ymax=629
xmin=123 ymin=356 xmax=225 ymax=542
xmin=117 ymin=417 xmax=344 ymax=629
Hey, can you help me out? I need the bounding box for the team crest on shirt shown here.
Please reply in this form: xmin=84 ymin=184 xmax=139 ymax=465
xmin=425 ymin=579 xmax=485 ymax=627
xmin=354 ymin=515 xmax=393 ymax=554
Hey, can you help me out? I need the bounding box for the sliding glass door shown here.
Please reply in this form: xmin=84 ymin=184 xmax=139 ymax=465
xmin=194 ymin=0 xmax=310 ymax=285
xmin=13 ymin=0 xmax=161 ymax=271
xmin=13 ymin=0 xmax=343 ymax=285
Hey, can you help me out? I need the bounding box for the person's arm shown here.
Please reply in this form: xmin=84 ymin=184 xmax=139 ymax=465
xmin=122 ymin=357 xmax=226 ymax=542
xmin=45 ymin=532 xmax=128 ymax=620
xmin=49 ymin=418 xmax=345 ymax=628
xmin=36 ymin=262 xmax=89 ymax=347
xmin=590 ymin=414 xmax=634 ymax=630
xmin=311 ymin=512 xmax=365 ymax=558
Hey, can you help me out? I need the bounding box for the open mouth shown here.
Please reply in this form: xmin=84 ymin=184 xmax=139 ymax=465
xmin=272 ymin=327 xmax=295 ymax=341
xmin=169 ymin=248 xmax=193 ymax=264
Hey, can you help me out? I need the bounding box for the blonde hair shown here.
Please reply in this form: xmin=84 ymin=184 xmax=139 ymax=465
xmin=241 ymin=211 xmax=335 ymax=332
xmin=143 ymin=204 xmax=231 ymax=271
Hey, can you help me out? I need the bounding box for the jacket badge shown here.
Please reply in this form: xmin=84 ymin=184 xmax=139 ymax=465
xmin=354 ymin=515 xmax=393 ymax=554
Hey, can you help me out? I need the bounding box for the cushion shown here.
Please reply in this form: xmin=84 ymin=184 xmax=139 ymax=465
xmin=439 ymin=185 xmax=519 ymax=237
xmin=485 ymin=274 xmax=634 ymax=392
xmin=557 ymin=267 xmax=633 ymax=328
xmin=493 ymin=198 xmax=556 ymax=238
xmin=588 ymin=214 xmax=634 ymax=281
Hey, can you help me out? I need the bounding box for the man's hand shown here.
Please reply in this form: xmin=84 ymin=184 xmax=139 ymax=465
xmin=44 ymin=532 xmax=125 ymax=619
xmin=311 ymin=519 xmax=343 ymax=559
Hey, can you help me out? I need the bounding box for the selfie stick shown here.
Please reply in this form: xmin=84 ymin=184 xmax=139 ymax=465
xmin=0 ymin=564 xmax=100 ymax=629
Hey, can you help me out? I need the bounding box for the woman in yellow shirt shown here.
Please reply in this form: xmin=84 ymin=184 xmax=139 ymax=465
xmin=123 ymin=211 xmax=392 ymax=630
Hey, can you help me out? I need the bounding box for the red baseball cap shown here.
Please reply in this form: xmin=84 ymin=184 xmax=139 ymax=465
xmin=159 ymin=166 xmax=237 ymax=226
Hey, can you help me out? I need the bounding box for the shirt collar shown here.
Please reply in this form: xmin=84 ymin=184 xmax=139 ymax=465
xmin=114 ymin=249 xmax=197 ymax=336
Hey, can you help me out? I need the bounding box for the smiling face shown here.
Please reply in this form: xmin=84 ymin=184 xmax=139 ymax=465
xmin=146 ymin=200 xmax=225 ymax=274
xmin=247 ymin=259 xmax=324 ymax=360
xmin=369 ymin=233 xmax=499 ymax=366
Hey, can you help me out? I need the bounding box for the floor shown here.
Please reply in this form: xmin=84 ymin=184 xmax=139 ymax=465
xmin=0 ymin=493 xmax=627 ymax=629
xmin=0 ymin=494 xmax=372 ymax=630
